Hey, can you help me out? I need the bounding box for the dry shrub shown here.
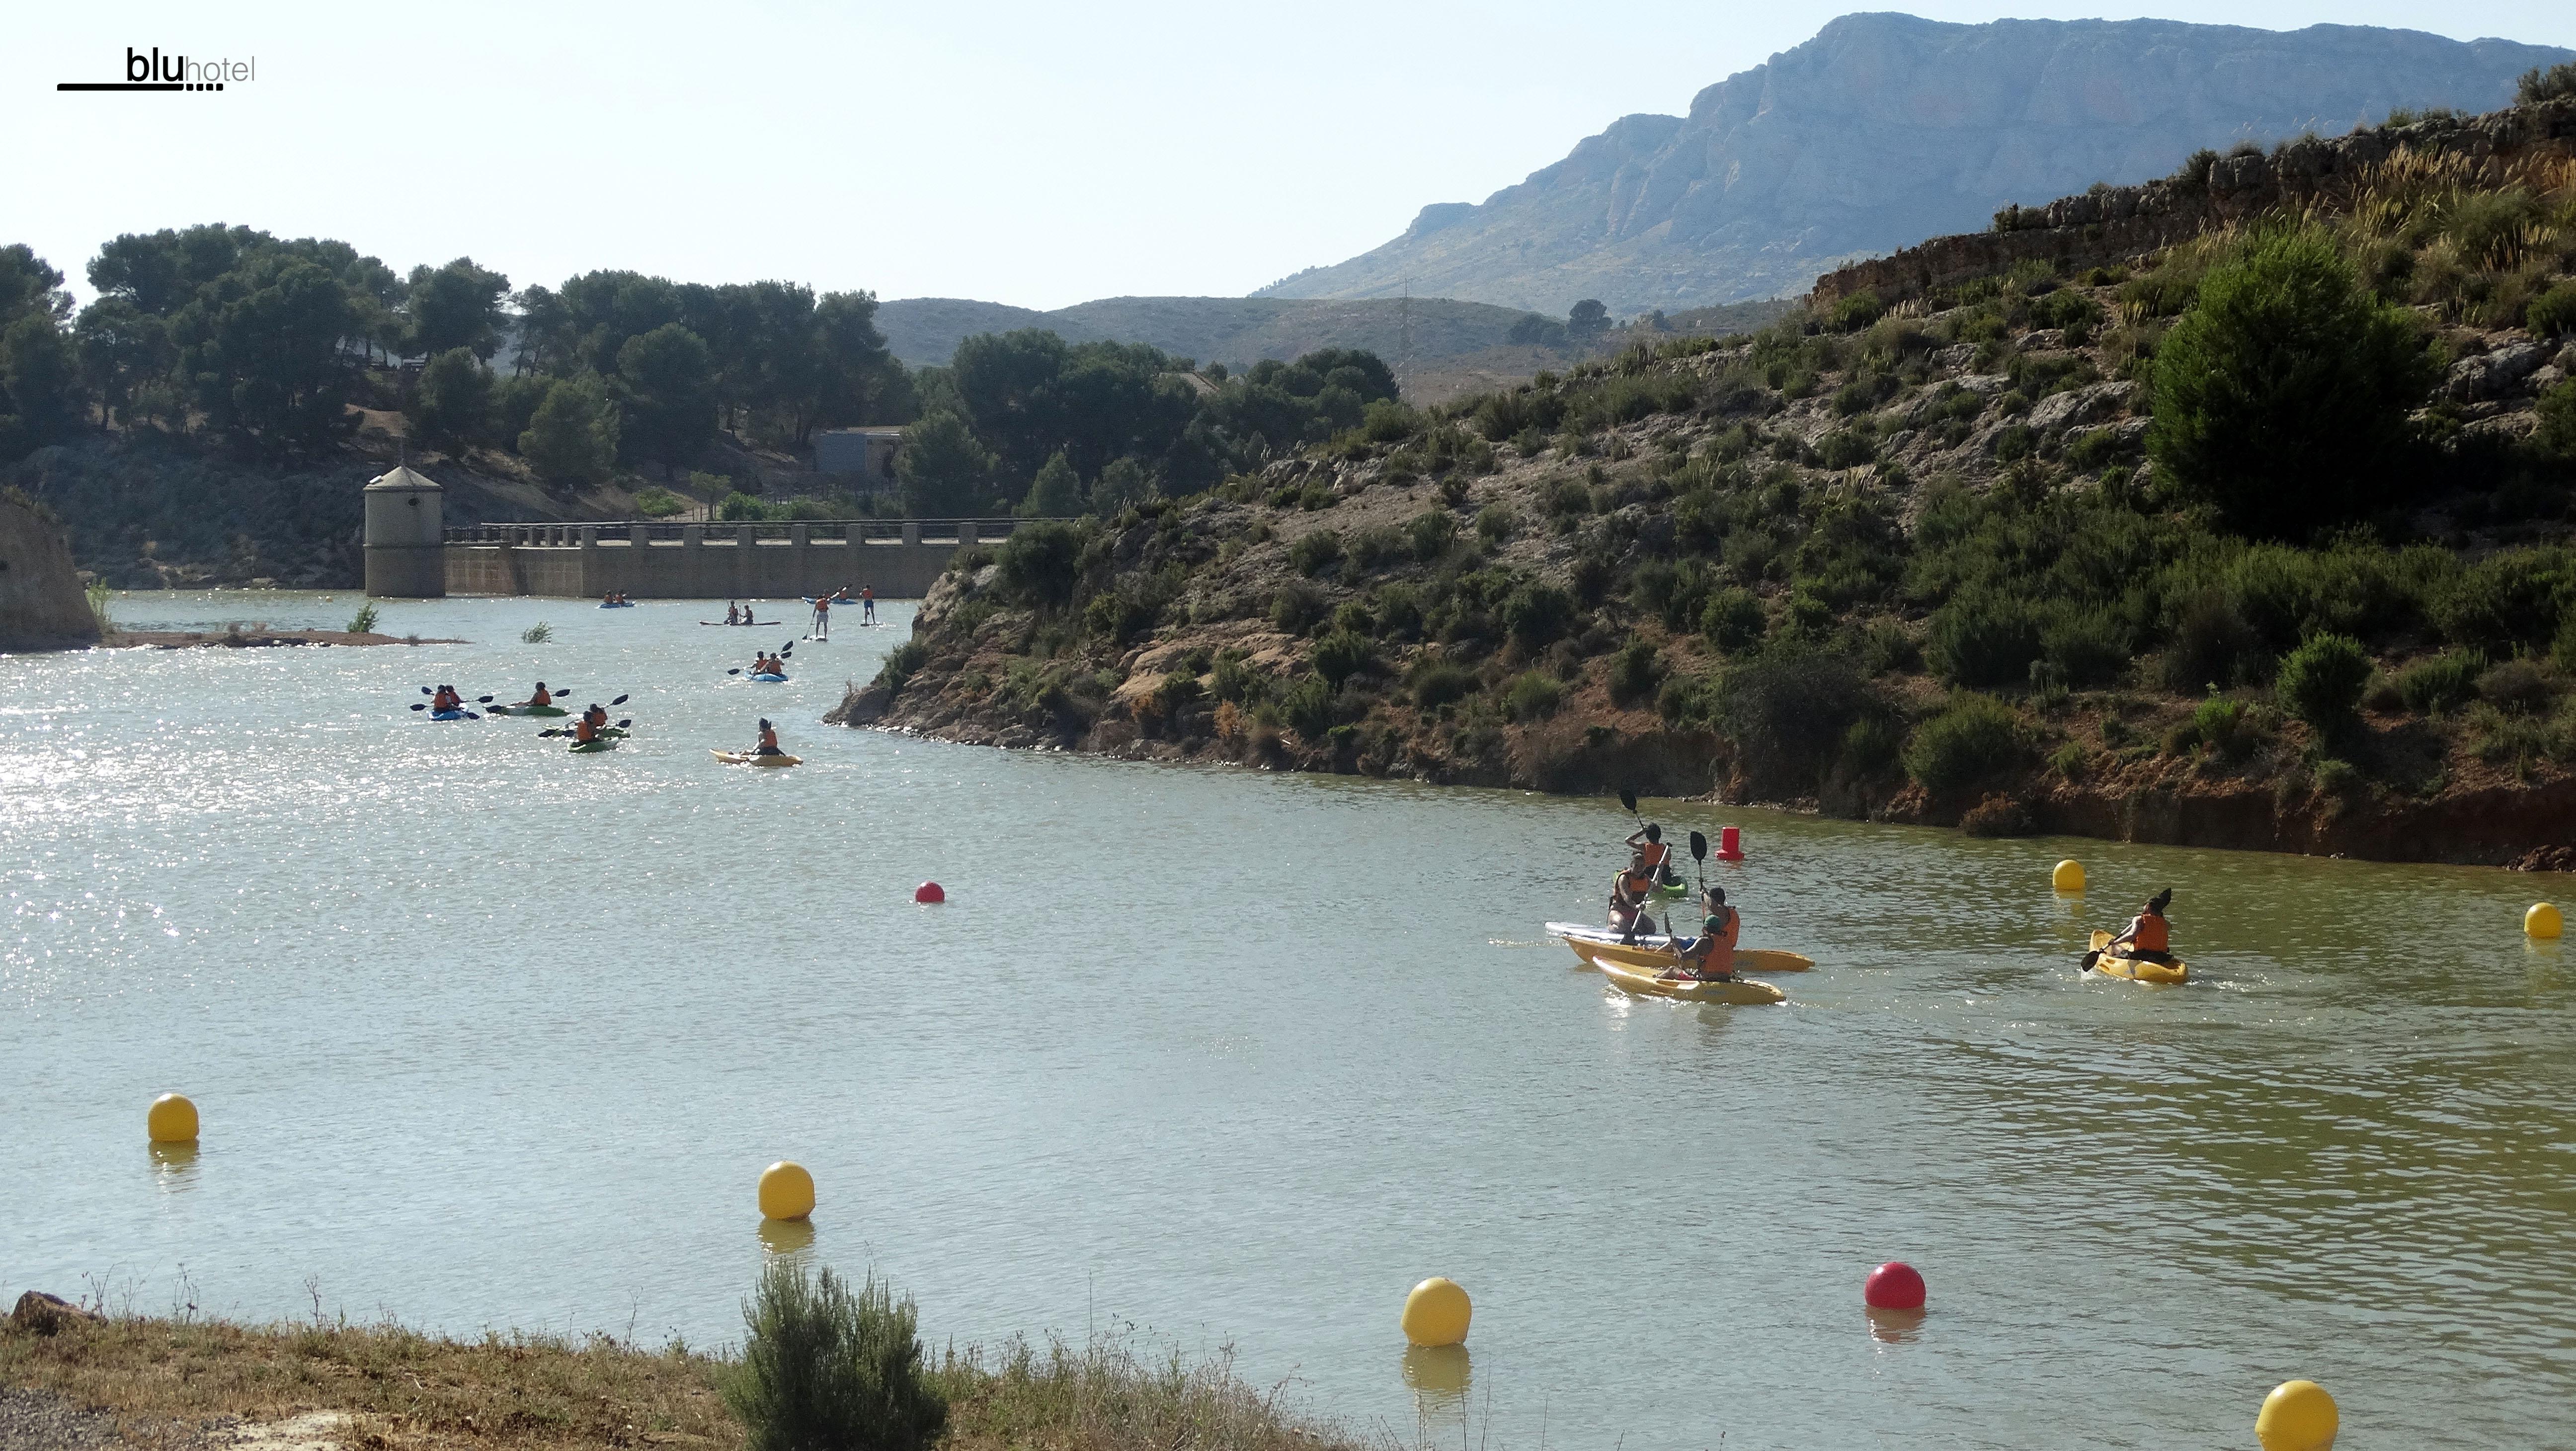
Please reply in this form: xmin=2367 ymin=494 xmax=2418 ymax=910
xmin=1959 ymin=793 xmax=2037 ymax=836
xmin=934 ymin=1336 xmax=1361 ymax=1451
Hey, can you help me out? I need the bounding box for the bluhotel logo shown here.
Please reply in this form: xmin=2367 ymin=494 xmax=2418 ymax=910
xmin=58 ymin=48 xmax=257 ymax=92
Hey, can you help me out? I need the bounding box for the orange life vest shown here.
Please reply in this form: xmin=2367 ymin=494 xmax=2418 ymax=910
xmin=2130 ymin=911 xmax=2169 ymax=954
xmin=1638 ymin=841 xmax=1669 ymax=870
xmin=532 ymin=687 xmax=551 ymax=706
xmin=574 ymin=719 xmax=597 ymax=743
xmin=1686 ymin=906 xmax=1739 ymax=975
xmin=759 ymin=726 xmax=779 ymax=752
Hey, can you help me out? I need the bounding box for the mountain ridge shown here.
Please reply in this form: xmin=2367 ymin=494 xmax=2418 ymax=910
xmin=1257 ymin=13 xmax=2575 ymax=314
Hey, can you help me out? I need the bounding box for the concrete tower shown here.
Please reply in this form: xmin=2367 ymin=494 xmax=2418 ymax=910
xmin=363 ymin=465 xmax=445 ymax=598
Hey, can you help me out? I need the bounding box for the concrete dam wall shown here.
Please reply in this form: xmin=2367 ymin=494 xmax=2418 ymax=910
xmin=443 ymin=519 xmax=1035 ymax=600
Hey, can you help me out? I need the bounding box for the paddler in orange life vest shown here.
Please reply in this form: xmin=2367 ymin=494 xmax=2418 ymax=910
xmin=1670 ymin=887 xmax=1740 ymax=981
xmin=2106 ymin=888 xmax=2175 ymax=964
xmin=431 ymin=684 xmax=462 ymax=713
xmin=755 ymin=717 xmax=782 ymax=757
xmin=1609 ymin=866 xmax=1661 ymax=944
xmin=513 ymin=681 xmax=553 ymax=709
xmin=573 ymin=707 xmax=601 ymax=745
xmin=1627 ymin=822 xmax=1678 ymax=886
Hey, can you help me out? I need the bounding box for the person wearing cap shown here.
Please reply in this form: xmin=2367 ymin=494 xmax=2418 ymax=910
xmin=2105 ymin=889 xmax=2175 ymax=964
xmin=1668 ymin=887 xmax=1739 ymax=981
xmin=755 ymin=718 xmax=783 ymax=756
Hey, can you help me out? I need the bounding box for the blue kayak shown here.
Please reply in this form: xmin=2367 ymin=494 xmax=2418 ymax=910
xmin=430 ymin=710 xmax=465 ymax=721
xmin=749 ymin=672 xmax=787 ymax=683
xmin=600 ymin=601 xmax=635 ymax=608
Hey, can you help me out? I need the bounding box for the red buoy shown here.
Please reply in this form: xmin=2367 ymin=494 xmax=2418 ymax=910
xmin=914 ymin=881 xmax=946 ymax=904
xmin=1864 ymin=1261 xmax=1926 ymax=1310
xmin=1715 ymin=825 xmax=1745 ymax=861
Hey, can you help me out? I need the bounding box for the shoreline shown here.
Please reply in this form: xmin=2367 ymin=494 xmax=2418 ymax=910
xmin=101 ymin=629 xmax=463 ymax=650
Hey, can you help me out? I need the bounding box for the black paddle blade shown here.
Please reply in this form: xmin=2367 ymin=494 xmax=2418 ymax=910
xmin=615 ymin=719 xmax=632 ymax=727
xmin=476 ymin=696 xmax=494 ymax=703
xmin=1619 ymin=788 xmax=1637 ymax=814
xmin=409 ymin=703 xmax=425 ymax=710
xmin=726 ymin=668 xmax=741 ymax=675
xmin=2081 ymin=950 xmax=2102 ymax=970
xmin=420 ymin=686 xmax=433 ymax=694
xmin=1690 ymin=830 xmax=1708 ymax=861
xmin=610 ymin=694 xmax=629 ymax=706
xmin=462 ymin=712 xmax=480 ymax=720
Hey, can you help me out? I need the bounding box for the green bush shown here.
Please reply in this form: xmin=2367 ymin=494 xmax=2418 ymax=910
xmin=1360 ymin=399 xmax=1422 ymax=443
xmin=2433 ymin=548 xmax=2573 ymax=652
xmin=2515 ymin=62 xmax=2576 ymax=105
xmin=725 ymin=1260 xmax=946 ymax=1451
xmin=1279 ymin=676 xmax=1335 ymax=739
xmin=1817 ymin=430 xmax=1876 ymax=469
xmin=1288 ymin=529 xmax=1344 ymax=577
xmin=2536 ymin=380 xmax=2576 ymax=464
xmin=995 ymin=519 xmax=1085 ymax=609
xmin=635 ymin=486 xmax=688 ymax=518
xmin=1084 ymin=582 xmax=1160 ymax=645
xmin=1269 ymin=581 xmax=1327 ymax=635
xmin=2527 ymin=282 xmax=2576 ymax=339
xmin=1904 ymin=693 xmax=2024 ymax=795
xmin=1830 ymin=290 xmax=1885 ymax=331
xmin=1708 ymin=648 xmax=1866 ymax=788
xmin=2161 ymin=589 xmax=2265 ymax=691
xmin=2275 ymin=634 xmax=2374 ymax=733
xmin=1928 ymin=591 xmax=2043 ymax=688
xmin=1702 ymin=587 xmax=1766 ymax=652
xmin=1310 ymin=628 xmax=1372 ymax=689
xmin=2039 ymin=606 xmax=2128 ymax=686
xmin=880 ymin=640 xmax=929 ymax=693
xmin=1607 ymin=640 xmax=1664 ymax=707
xmin=1505 ymin=670 xmax=1563 ymax=722
xmin=2148 ymin=226 xmax=2436 ymax=539
xmin=1406 ymin=510 xmax=1456 ymax=562
xmin=2394 ymin=651 xmax=2482 ymax=716
xmin=1502 ymin=581 xmax=1575 ymax=648
xmin=2477 ymin=657 xmax=2556 ymax=715
xmin=1411 ymin=662 xmax=1478 ymax=710
xmin=1349 ymin=525 xmax=1407 ymax=570
xmin=1210 ymin=652 xmax=1262 ymax=704
xmin=2192 ymin=695 xmax=2251 ymax=758
xmin=1476 ymin=504 xmax=1519 ymax=545
xmin=347 ymin=602 xmax=379 ymax=635
xmin=720 ymin=490 xmax=769 ymax=522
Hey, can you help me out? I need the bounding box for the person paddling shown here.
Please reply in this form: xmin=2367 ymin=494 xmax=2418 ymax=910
xmin=573 ymin=709 xmax=601 ymax=746
xmin=431 ymin=684 xmax=463 ymax=714
xmin=860 ymin=583 xmax=875 ymax=624
xmin=809 ymin=592 xmax=831 ymax=641
xmin=1667 ymin=887 xmax=1739 ymax=982
xmin=1609 ymin=867 xmax=1661 ymax=945
xmin=724 ymin=601 xmax=741 ymax=626
xmin=755 ymin=717 xmax=783 ymax=757
xmin=2104 ymin=888 xmax=2176 ymax=965
xmin=1627 ymin=822 xmax=1677 ymax=886
xmin=512 ymin=681 xmax=554 ymax=709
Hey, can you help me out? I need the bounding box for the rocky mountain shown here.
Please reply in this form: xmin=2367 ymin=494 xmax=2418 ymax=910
xmin=1257 ymin=13 xmax=2572 ymax=314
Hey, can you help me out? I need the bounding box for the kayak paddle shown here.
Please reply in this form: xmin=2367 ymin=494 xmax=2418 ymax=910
xmin=1618 ymin=787 xmax=1641 ymax=827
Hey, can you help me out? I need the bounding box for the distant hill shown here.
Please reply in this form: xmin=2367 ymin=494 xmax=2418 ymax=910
xmin=878 ymin=294 xmax=1560 ymax=373
xmin=1257 ymin=13 xmax=2574 ymax=314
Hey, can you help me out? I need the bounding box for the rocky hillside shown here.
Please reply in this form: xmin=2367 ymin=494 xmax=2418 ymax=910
xmin=836 ymin=105 xmax=2576 ymax=867
xmin=0 ymin=493 xmax=99 ymax=650
xmin=1258 ymin=14 xmax=2570 ymax=315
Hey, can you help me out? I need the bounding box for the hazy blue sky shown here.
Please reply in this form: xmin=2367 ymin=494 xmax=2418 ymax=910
xmin=9 ymin=2 xmax=2572 ymax=310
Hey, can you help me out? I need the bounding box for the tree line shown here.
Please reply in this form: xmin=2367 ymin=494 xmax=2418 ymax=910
xmin=0 ymin=228 xmax=909 ymax=490
xmin=0 ymin=227 xmax=1407 ymax=520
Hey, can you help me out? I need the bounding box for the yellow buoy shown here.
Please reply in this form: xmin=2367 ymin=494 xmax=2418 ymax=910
xmin=1400 ymin=1277 xmax=1472 ymax=1347
xmin=2525 ymin=902 xmax=2561 ymax=939
xmin=147 ymin=1093 xmax=199 ymax=1143
xmin=2052 ymin=859 xmax=2086 ymax=893
xmin=757 ymin=1160 xmax=815 ymax=1221
xmin=2256 ymin=1379 xmax=2338 ymax=1451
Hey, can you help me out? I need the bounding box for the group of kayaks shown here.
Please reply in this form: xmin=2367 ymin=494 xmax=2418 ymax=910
xmin=1546 ymin=922 xmax=1808 ymax=1005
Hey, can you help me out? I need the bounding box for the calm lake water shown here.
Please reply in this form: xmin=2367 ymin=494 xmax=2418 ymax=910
xmin=4 ymin=591 xmax=2572 ymax=1449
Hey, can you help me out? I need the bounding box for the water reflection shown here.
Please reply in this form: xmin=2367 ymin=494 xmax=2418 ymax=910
xmin=147 ymin=1140 xmax=199 ymax=1190
xmin=1398 ymin=1344 xmax=1471 ymax=1423
xmin=756 ymin=1218 xmax=816 ymax=1256
xmin=1864 ymin=1307 xmax=1926 ymax=1345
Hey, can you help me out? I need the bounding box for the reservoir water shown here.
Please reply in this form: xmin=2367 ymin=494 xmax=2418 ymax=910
xmin=4 ymin=592 xmax=2572 ymax=1449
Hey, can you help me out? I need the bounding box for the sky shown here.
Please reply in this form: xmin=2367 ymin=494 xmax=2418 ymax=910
xmin=8 ymin=1 xmax=2574 ymax=312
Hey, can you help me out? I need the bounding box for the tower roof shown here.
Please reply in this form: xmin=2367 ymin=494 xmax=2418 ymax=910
xmin=365 ymin=465 xmax=443 ymax=492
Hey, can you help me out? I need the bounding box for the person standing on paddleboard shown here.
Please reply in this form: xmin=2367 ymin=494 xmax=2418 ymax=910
xmin=809 ymin=592 xmax=831 ymax=640
xmin=860 ymin=583 xmax=876 ymax=625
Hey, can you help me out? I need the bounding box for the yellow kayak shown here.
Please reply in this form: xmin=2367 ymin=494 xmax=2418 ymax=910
xmin=1544 ymin=922 xmax=1812 ymax=973
xmin=2087 ymin=930 xmax=2188 ymax=983
xmin=712 ymin=749 xmax=803 ymax=767
xmin=1591 ymin=951 xmax=1786 ymax=1006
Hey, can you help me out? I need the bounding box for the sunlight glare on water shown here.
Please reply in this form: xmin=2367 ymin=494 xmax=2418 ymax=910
xmin=4 ymin=591 xmax=2573 ymax=1449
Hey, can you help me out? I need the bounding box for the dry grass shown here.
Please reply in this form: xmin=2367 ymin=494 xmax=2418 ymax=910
xmin=0 ymin=1317 xmax=1366 ymax=1451
xmin=932 ymin=1336 xmax=1365 ymax=1451
xmin=0 ymin=1316 xmax=740 ymax=1451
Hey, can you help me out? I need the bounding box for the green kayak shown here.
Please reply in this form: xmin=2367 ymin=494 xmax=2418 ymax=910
xmin=495 ymin=704 xmax=568 ymax=717
xmin=568 ymin=739 xmax=618 ymax=753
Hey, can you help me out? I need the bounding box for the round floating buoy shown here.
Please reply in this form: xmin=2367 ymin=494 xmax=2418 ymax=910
xmin=1863 ymin=1261 xmax=1925 ymax=1310
xmin=914 ymin=881 xmax=946 ymax=904
xmin=1400 ymin=1277 xmax=1472 ymax=1347
xmin=2525 ymin=902 xmax=2561 ymax=939
xmin=2052 ymin=859 xmax=2086 ymax=893
xmin=1715 ymin=825 xmax=1744 ymax=862
xmin=758 ymin=1160 xmax=815 ymax=1221
xmin=2255 ymin=1379 xmax=2338 ymax=1451
xmin=147 ymin=1093 xmax=198 ymax=1144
